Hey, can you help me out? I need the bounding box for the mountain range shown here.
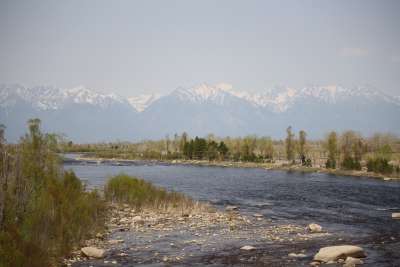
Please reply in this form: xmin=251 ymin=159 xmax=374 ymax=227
xmin=1 ymin=83 xmax=399 ymax=142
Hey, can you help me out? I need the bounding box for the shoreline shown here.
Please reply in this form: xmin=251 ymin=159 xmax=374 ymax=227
xmin=65 ymin=203 xmax=337 ymax=267
xmin=64 ymin=154 xmax=400 ymax=182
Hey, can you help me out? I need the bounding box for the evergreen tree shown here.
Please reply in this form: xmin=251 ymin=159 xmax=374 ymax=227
xmin=325 ymin=131 xmax=338 ymax=169
xmin=217 ymin=141 xmax=229 ymax=160
xmin=207 ymin=141 xmax=218 ymax=161
xmin=299 ymin=130 xmax=307 ymax=165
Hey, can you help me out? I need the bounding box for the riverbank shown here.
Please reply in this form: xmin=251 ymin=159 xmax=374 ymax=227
xmin=65 ymin=203 xmax=340 ymax=267
xmin=69 ymin=154 xmax=400 ymax=182
xmin=63 ymin=158 xmax=400 ymax=266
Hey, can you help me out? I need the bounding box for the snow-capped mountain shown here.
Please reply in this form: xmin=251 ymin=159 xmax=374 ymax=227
xmin=128 ymin=94 xmax=162 ymax=112
xmin=170 ymin=83 xmax=236 ymax=105
xmin=1 ymin=83 xmax=399 ymax=142
xmin=0 ymin=84 xmax=127 ymax=110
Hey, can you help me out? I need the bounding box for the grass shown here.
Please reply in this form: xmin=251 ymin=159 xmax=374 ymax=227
xmin=104 ymin=174 xmax=208 ymax=213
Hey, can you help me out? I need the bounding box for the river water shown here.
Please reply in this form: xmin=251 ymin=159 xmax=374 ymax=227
xmin=64 ymin=156 xmax=400 ymax=266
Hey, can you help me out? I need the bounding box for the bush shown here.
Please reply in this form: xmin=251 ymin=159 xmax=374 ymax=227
xmin=366 ymin=157 xmax=394 ymax=174
xmin=0 ymin=119 xmax=106 ymax=267
xmin=341 ymin=156 xmax=361 ymax=170
xmin=325 ymin=158 xmax=336 ymax=169
xmin=105 ymin=174 xmax=193 ymax=210
xmin=0 ymin=171 xmax=106 ymax=267
xmin=305 ymin=158 xmax=312 ymax=167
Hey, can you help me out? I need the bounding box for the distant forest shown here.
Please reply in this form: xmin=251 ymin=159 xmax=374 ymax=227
xmin=61 ymin=125 xmax=400 ymax=176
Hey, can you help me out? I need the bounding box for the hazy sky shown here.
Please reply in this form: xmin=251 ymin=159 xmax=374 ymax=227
xmin=1 ymin=0 xmax=399 ymax=96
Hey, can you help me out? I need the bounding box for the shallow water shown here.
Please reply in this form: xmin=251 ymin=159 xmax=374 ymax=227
xmin=64 ymin=158 xmax=400 ymax=266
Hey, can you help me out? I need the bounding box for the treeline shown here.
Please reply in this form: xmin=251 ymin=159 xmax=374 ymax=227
xmin=0 ymin=120 xmax=106 ymax=267
xmin=63 ymin=127 xmax=400 ymax=176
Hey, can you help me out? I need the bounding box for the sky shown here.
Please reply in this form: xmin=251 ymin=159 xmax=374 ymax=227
xmin=0 ymin=0 xmax=399 ymax=96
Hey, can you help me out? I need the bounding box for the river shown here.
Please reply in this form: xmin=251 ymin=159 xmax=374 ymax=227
xmin=64 ymin=156 xmax=400 ymax=266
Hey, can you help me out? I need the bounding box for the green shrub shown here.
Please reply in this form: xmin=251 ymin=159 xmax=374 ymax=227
xmin=341 ymin=156 xmax=361 ymax=170
xmin=305 ymin=158 xmax=312 ymax=167
xmin=325 ymin=158 xmax=336 ymax=169
xmin=104 ymin=174 xmax=193 ymax=210
xmin=366 ymin=157 xmax=394 ymax=174
xmin=0 ymin=119 xmax=106 ymax=267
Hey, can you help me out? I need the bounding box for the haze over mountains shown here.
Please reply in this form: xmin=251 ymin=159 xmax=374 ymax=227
xmin=1 ymin=83 xmax=399 ymax=142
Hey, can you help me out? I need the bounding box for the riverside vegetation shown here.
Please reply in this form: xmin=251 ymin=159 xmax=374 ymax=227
xmin=63 ymin=127 xmax=400 ymax=178
xmin=0 ymin=119 xmax=394 ymax=266
xmin=0 ymin=119 xmax=201 ymax=267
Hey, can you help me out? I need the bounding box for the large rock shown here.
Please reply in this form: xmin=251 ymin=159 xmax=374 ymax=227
xmin=314 ymin=245 xmax=365 ymax=263
xmin=81 ymin=247 xmax=105 ymax=258
xmin=307 ymin=223 xmax=322 ymax=233
xmin=392 ymin=213 xmax=400 ymax=219
xmin=240 ymin=245 xmax=256 ymax=251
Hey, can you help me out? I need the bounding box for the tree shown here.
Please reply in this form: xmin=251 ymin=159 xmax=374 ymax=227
xmin=241 ymin=136 xmax=257 ymax=161
xmin=183 ymin=139 xmax=193 ymax=159
xmin=180 ymin=132 xmax=188 ymax=154
xmin=299 ymin=130 xmax=307 ymax=165
xmin=325 ymin=131 xmax=338 ymax=169
xmin=340 ymin=131 xmax=362 ymax=170
xmin=165 ymin=134 xmax=170 ymax=155
xmin=0 ymin=124 xmax=5 ymax=145
xmin=257 ymin=137 xmax=274 ymax=160
xmin=217 ymin=141 xmax=229 ymax=160
xmin=207 ymin=141 xmax=218 ymax=161
xmin=285 ymin=126 xmax=295 ymax=163
xmin=192 ymin=137 xmax=207 ymax=160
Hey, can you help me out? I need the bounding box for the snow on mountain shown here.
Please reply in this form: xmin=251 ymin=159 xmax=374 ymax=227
xmin=65 ymin=86 xmax=126 ymax=107
xmin=128 ymin=94 xmax=162 ymax=112
xmin=171 ymin=83 xmax=235 ymax=105
xmin=230 ymin=86 xmax=297 ymax=112
xmin=230 ymin=85 xmax=400 ymax=111
xmin=1 ymin=82 xmax=400 ymax=142
xmin=0 ymin=84 xmax=127 ymax=110
xmin=1 ymin=83 xmax=399 ymax=113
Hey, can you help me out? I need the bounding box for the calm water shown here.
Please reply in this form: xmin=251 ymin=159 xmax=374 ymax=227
xmin=64 ymin=156 xmax=400 ymax=266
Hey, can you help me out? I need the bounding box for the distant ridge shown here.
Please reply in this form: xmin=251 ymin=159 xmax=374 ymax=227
xmin=1 ymin=83 xmax=399 ymax=142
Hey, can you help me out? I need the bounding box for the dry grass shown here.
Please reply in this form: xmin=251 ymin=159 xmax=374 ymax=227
xmin=104 ymin=174 xmax=212 ymax=214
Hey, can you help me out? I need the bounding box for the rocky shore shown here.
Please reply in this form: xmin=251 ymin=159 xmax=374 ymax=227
xmin=64 ymin=203 xmax=369 ymax=267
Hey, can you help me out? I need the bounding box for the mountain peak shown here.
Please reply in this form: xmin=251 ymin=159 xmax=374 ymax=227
xmin=0 ymin=84 xmax=126 ymax=110
xmin=1 ymin=82 xmax=400 ymax=142
xmin=171 ymin=83 xmax=235 ymax=105
xmin=128 ymin=94 xmax=162 ymax=112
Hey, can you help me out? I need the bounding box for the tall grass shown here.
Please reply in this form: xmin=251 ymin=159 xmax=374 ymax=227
xmin=0 ymin=120 xmax=106 ymax=267
xmin=104 ymin=174 xmax=203 ymax=212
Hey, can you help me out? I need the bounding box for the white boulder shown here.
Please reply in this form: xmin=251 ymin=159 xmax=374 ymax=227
xmin=314 ymin=245 xmax=365 ymax=263
xmin=240 ymin=245 xmax=256 ymax=251
xmin=81 ymin=247 xmax=105 ymax=258
xmin=392 ymin=213 xmax=400 ymax=219
xmin=307 ymin=223 xmax=322 ymax=233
